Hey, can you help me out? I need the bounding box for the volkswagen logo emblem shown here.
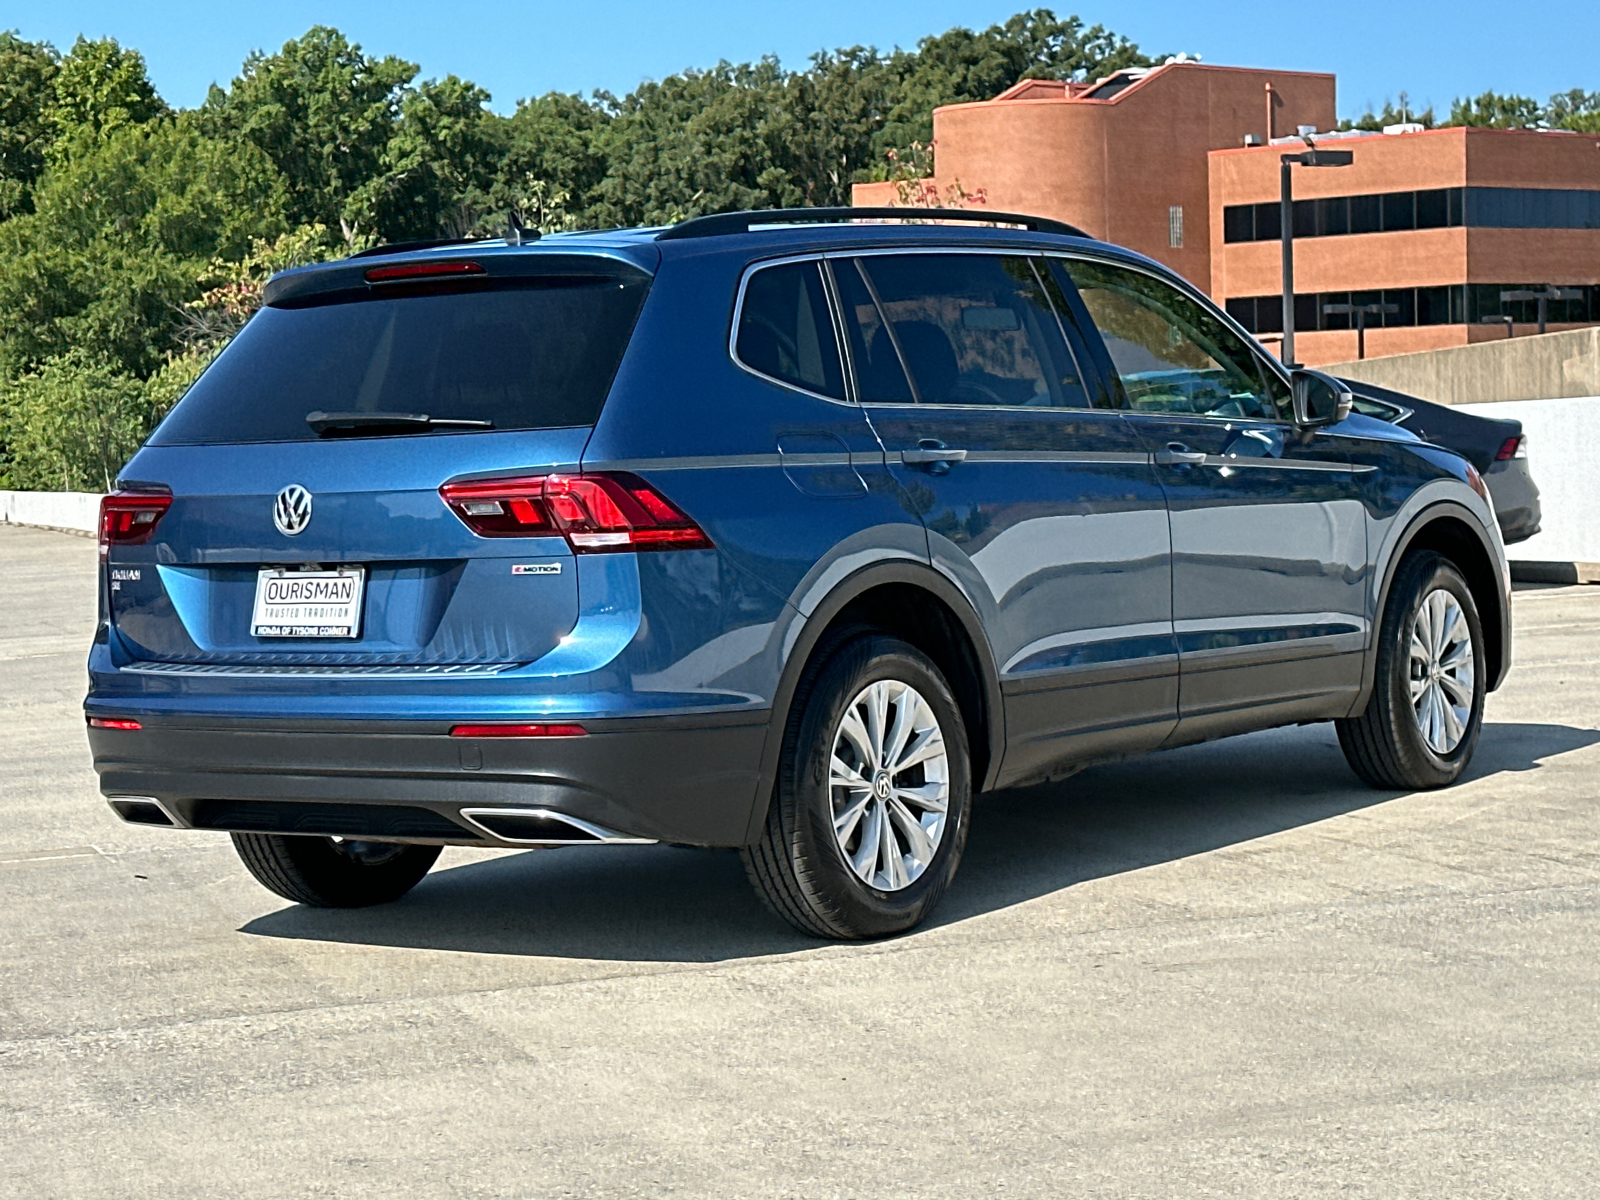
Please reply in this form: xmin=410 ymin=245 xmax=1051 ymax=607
xmin=273 ymin=485 xmax=313 ymax=536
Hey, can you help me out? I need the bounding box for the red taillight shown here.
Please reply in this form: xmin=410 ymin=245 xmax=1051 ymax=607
xmin=448 ymin=723 xmax=588 ymax=738
xmin=98 ymin=492 xmax=171 ymax=556
xmin=88 ymin=717 xmax=142 ymax=730
xmin=364 ymin=260 xmax=485 ymax=283
xmin=1495 ymin=435 xmax=1527 ymax=461
xmin=439 ymin=472 xmax=713 ymax=552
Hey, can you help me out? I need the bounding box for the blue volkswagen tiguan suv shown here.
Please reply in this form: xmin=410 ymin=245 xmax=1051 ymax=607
xmin=87 ymin=208 xmax=1511 ymax=938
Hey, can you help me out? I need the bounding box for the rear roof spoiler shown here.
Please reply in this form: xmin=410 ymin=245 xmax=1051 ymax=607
xmin=655 ymin=206 xmax=1090 ymax=241
xmin=262 ymin=253 xmax=652 ymax=308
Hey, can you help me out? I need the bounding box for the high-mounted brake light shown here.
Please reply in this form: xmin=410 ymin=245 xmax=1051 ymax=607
xmin=449 ymin=724 xmax=588 ymax=738
xmin=88 ymin=717 xmax=142 ymax=730
xmin=439 ymin=472 xmax=714 ymax=552
xmin=1495 ymin=435 xmax=1527 ymax=461
xmin=99 ymin=492 xmax=171 ymax=557
xmin=364 ymin=260 xmax=486 ymax=284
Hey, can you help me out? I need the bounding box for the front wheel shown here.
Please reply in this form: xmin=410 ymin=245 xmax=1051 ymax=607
xmin=1337 ymin=551 xmax=1486 ymax=789
xmin=742 ymin=633 xmax=972 ymax=939
xmin=231 ymin=833 xmax=441 ymax=907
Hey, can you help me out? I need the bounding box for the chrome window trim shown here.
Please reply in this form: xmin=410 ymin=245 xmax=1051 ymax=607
xmin=1048 ymin=251 xmax=1302 ymax=426
xmin=1348 ymin=394 xmax=1413 ymax=424
xmin=728 ymin=254 xmax=856 ymax=408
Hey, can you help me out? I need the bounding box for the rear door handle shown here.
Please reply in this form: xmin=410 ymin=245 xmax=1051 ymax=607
xmin=1154 ymin=443 xmax=1207 ymax=466
xmin=901 ymin=441 xmax=968 ymax=472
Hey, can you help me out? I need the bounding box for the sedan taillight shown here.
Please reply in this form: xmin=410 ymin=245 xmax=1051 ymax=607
xmin=1495 ymin=435 xmax=1527 ymax=461
xmin=99 ymin=492 xmax=171 ymax=557
xmin=439 ymin=472 xmax=713 ymax=552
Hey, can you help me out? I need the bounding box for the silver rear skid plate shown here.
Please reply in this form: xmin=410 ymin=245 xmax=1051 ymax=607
xmin=105 ymin=796 xmax=656 ymax=847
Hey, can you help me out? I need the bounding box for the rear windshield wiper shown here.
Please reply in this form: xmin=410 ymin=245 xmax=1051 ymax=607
xmin=306 ymin=411 xmax=494 ymax=436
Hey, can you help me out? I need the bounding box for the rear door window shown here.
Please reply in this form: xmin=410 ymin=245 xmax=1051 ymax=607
xmin=837 ymin=253 xmax=1091 ymax=408
xmin=734 ymin=260 xmax=846 ymax=399
xmin=152 ymin=274 xmax=650 ymax=445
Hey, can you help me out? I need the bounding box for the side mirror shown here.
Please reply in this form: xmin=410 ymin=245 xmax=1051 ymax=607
xmin=1290 ymin=369 xmax=1353 ymax=428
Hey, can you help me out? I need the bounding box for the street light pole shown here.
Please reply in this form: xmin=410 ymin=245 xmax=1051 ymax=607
xmin=1322 ymin=301 xmax=1399 ymax=360
xmin=1500 ymin=286 xmax=1583 ymax=335
xmin=1280 ymin=156 xmax=1296 ymax=367
xmin=1278 ymin=145 xmax=1353 ymax=369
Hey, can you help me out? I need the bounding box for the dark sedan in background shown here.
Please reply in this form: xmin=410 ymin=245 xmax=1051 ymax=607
xmin=1341 ymin=378 xmax=1542 ymax=545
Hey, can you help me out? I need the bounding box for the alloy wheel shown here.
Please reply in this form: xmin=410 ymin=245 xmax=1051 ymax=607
xmin=828 ymin=679 xmax=950 ymax=891
xmin=1409 ymin=587 xmax=1476 ymax=755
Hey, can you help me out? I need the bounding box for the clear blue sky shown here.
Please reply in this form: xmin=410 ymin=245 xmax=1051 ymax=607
xmin=7 ymin=1 xmax=1596 ymax=121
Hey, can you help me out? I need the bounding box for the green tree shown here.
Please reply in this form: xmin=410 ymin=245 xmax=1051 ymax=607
xmin=49 ymin=36 xmax=166 ymax=150
xmin=352 ymin=75 xmax=504 ymax=240
xmin=1547 ymin=89 xmax=1600 ymax=132
xmin=200 ymin=27 xmax=415 ymax=241
xmin=0 ymin=32 xmax=60 ymax=218
xmin=1449 ymin=90 xmax=1543 ymax=128
xmin=0 ymin=351 xmax=153 ymax=490
xmin=0 ymin=114 xmax=285 ymax=380
xmin=488 ymin=91 xmax=611 ymax=225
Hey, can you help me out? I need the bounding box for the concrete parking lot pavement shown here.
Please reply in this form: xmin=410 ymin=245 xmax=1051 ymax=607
xmin=3 ymin=522 xmax=1600 ymax=1199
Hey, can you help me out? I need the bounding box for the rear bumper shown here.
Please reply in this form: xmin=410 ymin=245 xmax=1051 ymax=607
xmin=88 ymin=712 xmax=769 ymax=847
xmin=1486 ymin=459 xmax=1541 ymax=545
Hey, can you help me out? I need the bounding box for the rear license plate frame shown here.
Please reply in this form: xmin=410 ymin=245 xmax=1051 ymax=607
xmin=250 ymin=567 xmax=366 ymax=639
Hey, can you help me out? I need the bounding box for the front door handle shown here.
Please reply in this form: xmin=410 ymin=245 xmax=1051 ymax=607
xmin=901 ymin=440 xmax=968 ymax=473
xmin=1154 ymin=443 xmax=1207 ymax=466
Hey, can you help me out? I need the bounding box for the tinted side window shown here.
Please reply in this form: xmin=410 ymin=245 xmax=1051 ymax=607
xmin=841 ymin=254 xmax=1090 ymax=408
xmin=734 ymin=260 xmax=846 ymax=399
xmin=832 ymin=260 xmax=914 ymax=403
xmin=1062 ymin=258 xmax=1290 ymax=421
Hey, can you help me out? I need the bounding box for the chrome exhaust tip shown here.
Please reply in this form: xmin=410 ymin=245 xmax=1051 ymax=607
xmin=107 ymin=795 xmax=183 ymax=827
xmin=456 ymin=807 xmax=655 ymax=846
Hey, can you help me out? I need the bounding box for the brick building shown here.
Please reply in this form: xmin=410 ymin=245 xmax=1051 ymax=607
xmin=853 ymin=61 xmax=1600 ymax=365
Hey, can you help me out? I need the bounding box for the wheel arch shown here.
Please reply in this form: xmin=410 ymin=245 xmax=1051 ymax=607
xmin=742 ymin=562 xmax=1005 ymax=845
xmin=1353 ymin=501 xmax=1511 ymax=716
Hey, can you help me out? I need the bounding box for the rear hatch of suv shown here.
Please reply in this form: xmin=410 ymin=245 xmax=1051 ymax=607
xmin=105 ymin=247 xmax=655 ymax=672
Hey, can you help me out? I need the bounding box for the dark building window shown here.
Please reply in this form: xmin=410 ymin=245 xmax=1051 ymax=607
xmin=1221 ymin=186 xmax=1600 ymax=243
xmin=1415 ymin=188 xmax=1450 ymax=229
xmin=1223 ymin=206 xmax=1254 ymax=244
xmin=1224 ymin=283 xmax=1600 ymax=334
xmin=1349 ymin=193 xmax=1383 ymax=235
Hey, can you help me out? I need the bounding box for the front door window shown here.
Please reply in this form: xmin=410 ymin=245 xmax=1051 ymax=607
xmin=1060 ymin=259 xmax=1289 ymax=421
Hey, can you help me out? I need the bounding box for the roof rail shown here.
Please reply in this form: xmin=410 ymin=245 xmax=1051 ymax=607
xmin=655 ymin=207 xmax=1090 ymax=241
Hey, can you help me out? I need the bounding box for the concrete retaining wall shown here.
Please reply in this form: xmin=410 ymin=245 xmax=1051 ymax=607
xmin=1460 ymin=396 xmax=1600 ymax=565
xmin=0 ymin=491 xmax=100 ymax=535
xmin=1327 ymin=326 xmax=1600 ymax=405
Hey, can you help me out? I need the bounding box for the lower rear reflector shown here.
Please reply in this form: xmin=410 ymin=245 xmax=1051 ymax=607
xmin=89 ymin=717 xmax=142 ymax=730
xmin=448 ymin=723 xmax=588 ymax=738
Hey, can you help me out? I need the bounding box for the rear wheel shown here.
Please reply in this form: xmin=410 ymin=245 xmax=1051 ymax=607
xmin=742 ymin=633 xmax=972 ymax=939
xmin=1337 ymin=551 xmax=1485 ymax=789
xmin=231 ymin=833 xmax=441 ymax=907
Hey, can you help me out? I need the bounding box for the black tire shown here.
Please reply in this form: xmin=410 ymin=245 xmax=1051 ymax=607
xmin=741 ymin=632 xmax=972 ymax=939
xmin=231 ymin=833 xmax=441 ymax=907
xmin=1337 ymin=551 xmax=1486 ymax=789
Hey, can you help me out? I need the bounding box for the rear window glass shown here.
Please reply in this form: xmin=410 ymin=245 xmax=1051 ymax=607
xmin=151 ymin=275 xmax=650 ymax=445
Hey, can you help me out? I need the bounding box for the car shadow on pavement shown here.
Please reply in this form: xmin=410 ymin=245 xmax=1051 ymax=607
xmin=240 ymin=719 xmax=1598 ymax=963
